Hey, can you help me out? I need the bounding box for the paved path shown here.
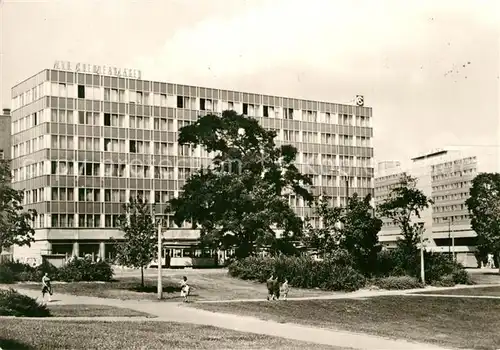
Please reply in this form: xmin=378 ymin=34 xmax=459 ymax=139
xmin=5 ymin=287 xmax=460 ymax=350
xmin=406 ymin=293 xmax=500 ymax=300
xmin=196 ymin=283 xmax=500 ymax=303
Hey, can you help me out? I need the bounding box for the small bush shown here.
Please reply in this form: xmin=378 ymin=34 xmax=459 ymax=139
xmin=57 ymin=258 xmax=113 ymax=282
xmin=0 ymin=264 xmax=16 ymax=284
xmin=452 ymin=267 xmax=473 ymax=285
xmin=433 ymin=274 xmax=455 ymax=287
xmin=0 ymin=288 xmax=50 ymax=317
xmin=228 ymin=255 xmax=366 ymax=292
xmin=372 ymin=276 xmax=423 ymax=290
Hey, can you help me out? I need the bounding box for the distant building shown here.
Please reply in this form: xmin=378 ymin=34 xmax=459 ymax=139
xmin=0 ymin=108 xmax=11 ymax=160
xmin=375 ymin=148 xmax=499 ymax=267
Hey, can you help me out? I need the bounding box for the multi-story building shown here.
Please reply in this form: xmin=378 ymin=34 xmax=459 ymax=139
xmin=0 ymin=108 xmax=12 ymax=160
xmin=375 ymin=148 xmax=499 ymax=267
xmin=9 ymin=65 xmax=374 ymax=265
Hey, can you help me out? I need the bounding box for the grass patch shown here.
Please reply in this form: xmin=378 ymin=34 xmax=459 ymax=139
xmin=0 ymin=319 xmax=346 ymax=350
xmin=192 ymin=296 xmax=500 ymax=349
xmin=48 ymin=304 xmax=154 ymax=318
xmin=417 ymin=285 xmax=500 ymax=297
xmin=6 ymin=270 xmax=333 ymax=301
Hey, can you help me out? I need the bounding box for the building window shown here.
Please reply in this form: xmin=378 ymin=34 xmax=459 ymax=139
xmin=177 ymin=95 xmax=184 ymax=108
xmin=284 ymin=108 xmax=294 ymax=119
xmin=78 ymin=85 xmax=85 ymax=99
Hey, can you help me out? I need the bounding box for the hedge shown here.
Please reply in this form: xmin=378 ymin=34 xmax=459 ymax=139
xmin=0 ymin=288 xmax=50 ymax=317
xmin=371 ymin=276 xmax=423 ymax=290
xmin=0 ymin=257 xmax=114 ymax=284
xmin=228 ymin=255 xmax=366 ymax=292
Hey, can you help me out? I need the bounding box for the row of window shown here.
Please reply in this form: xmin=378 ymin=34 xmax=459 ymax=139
xmin=15 ymin=83 xmax=371 ymax=126
xmin=433 ymin=192 xmax=470 ymax=202
xmin=47 ymin=213 xmax=188 ymax=229
xmin=433 ymin=204 xmax=467 ymax=212
xmin=433 ymin=215 xmax=470 ymax=223
xmin=431 ymin=157 xmax=477 ymax=173
xmin=432 ymin=181 xmax=471 ymax=192
xmin=432 ymin=168 xmax=476 ymax=181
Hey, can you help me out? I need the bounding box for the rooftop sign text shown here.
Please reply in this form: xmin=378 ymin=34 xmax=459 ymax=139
xmin=53 ymin=60 xmax=142 ymax=79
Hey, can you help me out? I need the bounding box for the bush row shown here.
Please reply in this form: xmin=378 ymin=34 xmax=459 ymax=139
xmin=0 ymin=257 xmax=114 ymax=284
xmin=228 ymin=255 xmax=366 ymax=292
xmin=228 ymin=248 xmax=473 ymax=292
xmin=0 ymin=288 xmax=50 ymax=317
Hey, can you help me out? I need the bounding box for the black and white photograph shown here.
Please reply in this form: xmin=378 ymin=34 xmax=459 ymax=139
xmin=0 ymin=0 xmax=499 ymax=349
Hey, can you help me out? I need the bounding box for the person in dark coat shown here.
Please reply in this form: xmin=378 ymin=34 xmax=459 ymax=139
xmin=266 ymin=274 xmax=276 ymax=300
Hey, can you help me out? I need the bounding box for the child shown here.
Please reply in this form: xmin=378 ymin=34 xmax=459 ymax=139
xmin=180 ymin=276 xmax=190 ymax=303
xmin=41 ymin=273 xmax=52 ymax=303
xmin=280 ymin=279 xmax=290 ymax=301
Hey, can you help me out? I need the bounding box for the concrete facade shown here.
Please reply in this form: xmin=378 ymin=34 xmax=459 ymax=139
xmin=0 ymin=109 xmax=12 ymax=160
xmin=9 ymin=68 xmax=375 ymax=263
xmin=375 ymin=148 xmax=499 ymax=267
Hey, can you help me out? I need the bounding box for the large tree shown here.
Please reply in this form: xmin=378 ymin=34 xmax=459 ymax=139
xmin=115 ymin=197 xmax=157 ymax=287
xmin=0 ymin=159 xmax=37 ymax=253
xmin=302 ymin=196 xmax=343 ymax=257
xmin=377 ymin=174 xmax=433 ymax=255
xmin=466 ymin=172 xmax=500 ymax=271
xmin=303 ymin=193 xmax=382 ymax=275
xmin=169 ymin=110 xmax=313 ymax=259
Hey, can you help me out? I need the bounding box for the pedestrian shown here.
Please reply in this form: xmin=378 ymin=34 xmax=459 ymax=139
xmin=488 ymin=254 xmax=495 ymax=269
xmin=266 ymin=274 xmax=276 ymax=301
xmin=41 ymin=273 xmax=52 ymax=303
xmin=273 ymin=276 xmax=280 ymax=300
xmin=180 ymin=276 xmax=190 ymax=303
xmin=280 ymin=278 xmax=290 ymax=301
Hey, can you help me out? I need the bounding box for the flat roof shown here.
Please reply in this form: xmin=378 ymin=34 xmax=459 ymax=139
xmin=411 ymin=150 xmax=448 ymax=161
xmin=12 ymin=68 xmax=373 ymax=111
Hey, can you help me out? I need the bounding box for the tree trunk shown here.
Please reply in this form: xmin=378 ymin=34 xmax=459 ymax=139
xmin=141 ymin=267 xmax=144 ymax=288
xmin=496 ymin=253 xmax=500 ymax=274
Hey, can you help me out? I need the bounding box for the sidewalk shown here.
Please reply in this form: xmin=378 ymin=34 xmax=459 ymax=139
xmin=8 ymin=287 xmax=458 ymax=350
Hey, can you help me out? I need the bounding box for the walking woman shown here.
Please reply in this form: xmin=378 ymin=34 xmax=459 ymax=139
xmin=41 ymin=273 xmax=52 ymax=303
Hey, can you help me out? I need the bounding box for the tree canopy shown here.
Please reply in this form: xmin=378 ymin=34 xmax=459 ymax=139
xmin=115 ymin=197 xmax=157 ymax=287
xmin=466 ymin=172 xmax=500 ymax=266
xmin=168 ymin=110 xmax=313 ymax=258
xmin=303 ymin=193 xmax=382 ymax=274
xmin=377 ymin=174 xmax=432 ymax=253
xmin=0 ymin=159 xmax=37 ymax=252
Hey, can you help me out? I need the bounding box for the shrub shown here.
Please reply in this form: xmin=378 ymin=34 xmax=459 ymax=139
xmin=432 ymin=274 xmax=455 ymax=287
xmin=452 ymin=267 xmax=473 ymax=285
xmin=228 ymin=255 xmax=366 ymax=292
xmin=375 ymin=246 xmax=472 ymax=285
xmin=0 ymin=264 xmax=16 ymax=284
xmin=372 ymin=276 xmax=423 ymax=290
xmin=57 ymin=257 xmax=113 ymax=282
xmin=0 ymin=288 xmax=50 ymax=317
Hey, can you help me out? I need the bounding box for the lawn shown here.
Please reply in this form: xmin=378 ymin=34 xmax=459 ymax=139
xmin=0 ymin=320 xmax=347 ymax=350
xmin=417 ymin=285 xmax=500 ymax=297
xmin=48 ymin=304 xmax=154 ymax=318
xmin=192 ymin=296 xmax=500 ymax=350
xmin=6 ymin=269 xmax=332 ymax=301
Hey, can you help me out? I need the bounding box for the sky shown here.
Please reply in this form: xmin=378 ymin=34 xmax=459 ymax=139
xmin=1 ymin=0 xmax=499 ymax=166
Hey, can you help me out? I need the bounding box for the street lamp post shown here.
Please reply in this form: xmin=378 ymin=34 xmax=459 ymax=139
xmin=157 ymin=220 xmax=163 ymax=300
xmin=419 ymin=223 xmax=425 ymax=285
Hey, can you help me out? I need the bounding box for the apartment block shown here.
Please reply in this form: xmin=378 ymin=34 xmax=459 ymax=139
xmin=375 ymin=148 xmax=499 ymax=267
xmin=9 ymin=66 xmax=375 ymax=265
